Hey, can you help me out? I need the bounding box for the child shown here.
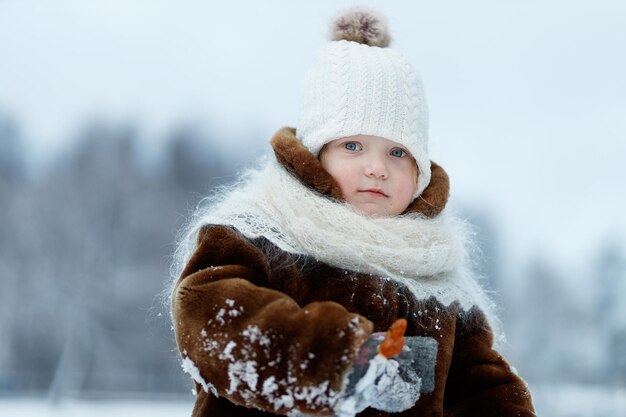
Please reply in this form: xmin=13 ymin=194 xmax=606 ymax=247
xmin=170 ymin=8 xmax=536 ymax=417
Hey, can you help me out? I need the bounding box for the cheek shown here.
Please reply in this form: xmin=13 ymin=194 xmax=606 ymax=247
xmin=401 ymin=179 xmax=418 ymax=200
xmin=320 ymin=155 xmax=351 ymax=191
xmin=394 ymin=170 xmax=419 ymax=202
xmin=329 ymin=166 xmax=355 ymax=193
xmin=393 ymin=163 xmax=418 ymax=187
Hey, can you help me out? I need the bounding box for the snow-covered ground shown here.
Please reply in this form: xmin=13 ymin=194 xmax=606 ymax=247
xmin=530 ymin=383 xmax=626 ymax=417
xmin=0 ymin=397 xmax=191 ymax=417
xmin=0 ymin=384 xmax=624 ymax=417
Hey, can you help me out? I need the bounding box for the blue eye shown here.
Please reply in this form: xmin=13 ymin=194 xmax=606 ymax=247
xmin=343 ymin=142 xmax=362 ymax=151
xmin=390 ymin=148 xmax=407 ymax=158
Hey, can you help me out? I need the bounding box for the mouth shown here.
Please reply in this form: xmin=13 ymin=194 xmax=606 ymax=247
xmin=359 ymin=188 xmax=388 ymax=197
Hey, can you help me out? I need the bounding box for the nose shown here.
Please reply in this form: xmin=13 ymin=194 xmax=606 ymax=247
xmin=365 ymin=155 xmax=388 ymax=179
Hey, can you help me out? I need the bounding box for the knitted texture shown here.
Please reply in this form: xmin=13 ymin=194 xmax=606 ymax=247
xmin=297 ymin=39 xmax=431 ymax=198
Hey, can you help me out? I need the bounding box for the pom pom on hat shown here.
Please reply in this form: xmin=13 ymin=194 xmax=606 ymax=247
xmin=329 ymin=7 xmax=391 ymax=47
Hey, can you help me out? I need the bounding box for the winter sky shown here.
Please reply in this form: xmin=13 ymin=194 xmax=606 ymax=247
xmin=1 ymin=0 xmax=625 ymax=272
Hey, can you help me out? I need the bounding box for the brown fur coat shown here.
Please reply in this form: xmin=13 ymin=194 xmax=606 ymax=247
xmin=172 ymin=128 xmax=535 ymax=416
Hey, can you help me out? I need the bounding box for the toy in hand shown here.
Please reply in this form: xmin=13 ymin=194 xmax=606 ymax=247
xmin=377 ymin=318 xmax=407 ymax=358
xmin=335 ymin=318 xmax=422 ymax=416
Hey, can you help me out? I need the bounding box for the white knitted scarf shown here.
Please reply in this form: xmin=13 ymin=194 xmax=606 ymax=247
xmin=176 ymin=158 xmax=499 ymax=332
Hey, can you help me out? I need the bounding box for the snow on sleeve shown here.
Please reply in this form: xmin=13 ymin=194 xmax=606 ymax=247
xmin=179 ymin=297 xmax=368 ymax=414
xmin=181 ymin=356 xmax=218 ymax=397
xmin=227 ymin=360 xmax=259 ymax=400
xmin=219 ymin=324 xmax=342 ymax=411
xmin=209 ymin=299 xmax=245 ymax=326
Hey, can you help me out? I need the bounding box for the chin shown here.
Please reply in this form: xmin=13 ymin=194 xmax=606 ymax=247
xmin=356 ymin=206 xmax=393 ymax=218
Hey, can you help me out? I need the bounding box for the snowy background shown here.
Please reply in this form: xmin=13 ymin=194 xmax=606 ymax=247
xmin=1 ymin=0 xmax=625 ymax=416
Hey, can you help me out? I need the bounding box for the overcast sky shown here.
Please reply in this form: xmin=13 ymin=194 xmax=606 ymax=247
xmin=1 ymin=0 xmax=625 ymax=274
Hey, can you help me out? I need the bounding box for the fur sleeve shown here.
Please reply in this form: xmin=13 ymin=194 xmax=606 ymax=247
xmin=443 ymin=308 xmax=536 ymax=416
xmin=172 ymin=225 xmax=373 ymax=416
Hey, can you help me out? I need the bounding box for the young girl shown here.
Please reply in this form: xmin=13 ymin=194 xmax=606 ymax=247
xmin=170 ymin=8 xmax=536 ymax=417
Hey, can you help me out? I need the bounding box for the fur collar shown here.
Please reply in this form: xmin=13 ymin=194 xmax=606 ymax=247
xmin=269 ymin=127 xmax=450 ymax=218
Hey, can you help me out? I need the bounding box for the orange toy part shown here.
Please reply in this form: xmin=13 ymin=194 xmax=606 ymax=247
xmin=377 ymin=318 xmax=407 ymax=358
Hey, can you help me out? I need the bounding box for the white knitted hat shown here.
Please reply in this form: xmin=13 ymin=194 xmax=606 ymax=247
xmin=297 ymin=8 xmax=431 ymax=198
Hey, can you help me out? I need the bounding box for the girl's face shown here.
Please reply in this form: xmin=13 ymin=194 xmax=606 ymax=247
xmin=319 ymin=135 xmax=418 ymax=217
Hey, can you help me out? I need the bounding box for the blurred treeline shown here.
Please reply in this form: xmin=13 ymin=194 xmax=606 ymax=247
xmin=0 ymin=113 xmax=624 ymax=398
xmin=0 ymin=113 xmax=249 ymax=398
